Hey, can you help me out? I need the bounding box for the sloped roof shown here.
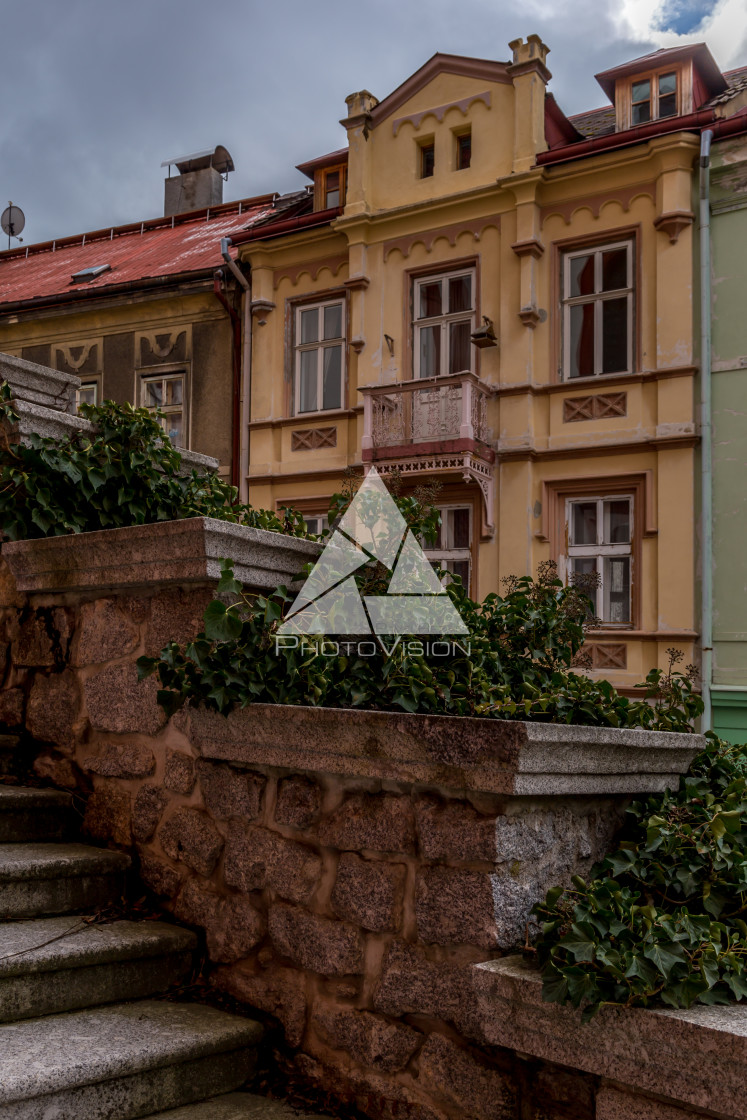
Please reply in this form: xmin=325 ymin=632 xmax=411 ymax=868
xmin=568 ymin=105 xmax=616 ymax=139
xmin=0 ymin=195 xmax=280 ymax=307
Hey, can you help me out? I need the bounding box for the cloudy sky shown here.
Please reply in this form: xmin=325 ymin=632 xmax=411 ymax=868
xmin=2 ymin=0 xmax=744 ymax=247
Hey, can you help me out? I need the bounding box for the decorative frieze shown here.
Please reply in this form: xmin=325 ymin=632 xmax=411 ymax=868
xmin=291 ymin=427 xmax=337 ymax=451
xmin=563 ymin=392 xmax=627 ymax=422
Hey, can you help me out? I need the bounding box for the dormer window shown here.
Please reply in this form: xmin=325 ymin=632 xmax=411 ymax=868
xmin=318 ymin=165 xmax=346 ymax=211
xmin=631 ymin=71 xmax=678 ymax=125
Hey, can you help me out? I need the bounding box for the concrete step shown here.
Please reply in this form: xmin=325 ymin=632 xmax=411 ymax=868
xmin=142 ymin=1093 xmax=327 ymax=1118
xmin=0 ymin=843 xmax=129 ymax=919
xmin=0 ymin=917 xmax=196 ymax=1022
xmin=0 ymin=787 xmax=72 ymax=843
xmin=0 ymin=999 xmax=263 ymax=1119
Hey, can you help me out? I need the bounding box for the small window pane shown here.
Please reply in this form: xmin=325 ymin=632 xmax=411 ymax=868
xmin=632 ymin=101 xmax=651 ymax=125
xmin=146 ymin=381 xmax=162 ymax=407
xmin=602 ymin=249 xmax=628 ymax=292
xmin=322 ymin=345 xmax=342 ymax=410
xmin=570 ymin=255 xmax=595 ymax=297
xmin=605 ymin=556 xmax=631 ymax=623
xmin=449 ymin=321 xmax=471 ymax=374
xmin=449 ymin=559 xmax=470 ymax=589
xmin=419 ymin=325 xmax=440 ymax=378
xmin=448 ymin=275 xmax=472 ymax=313
xmin=450 ymin=508 xmax=471 ymax=549
xmin=632 ymin=79 xmax=651 ymax=102
xmin=77 ymin=383 xmax=97 ymax=408
xmin=606 ymin=499 xmax=631 ymax=544
xmin=325 ymin=188 xmax=340 ymax=208
xmin=421 ymin=144 xmax=435 ymax=178
xmin=419 ymin=281 xmax=442 ymax=320
xmin=659 ymin=93 xmax=677 ymax=118
xmin=570 ymin=303 xmax=595 ymax=378
xmin=299 ymin=350 xmax=317 ymax=412
xmin=165 ymin=413 xmax=183 ymax=446
xmin=300 ymin=308 xmax=318 ymax=344
xmin=572 ymin=556 xmax=598 ymax=578
xmin=572 ymin=502 xmax=598 ymax=546
xmin=457 ymin=133 xmax=471 ymax=170
xmin=659 ymin=72 xmax=676 ymax=95
xmin=602 ymin=297 xmax=628 ymax=374
xmin=324 ymin=304 xmax=342 ymax=340
xmin=165 ymin=379 xmax=182 ymax=406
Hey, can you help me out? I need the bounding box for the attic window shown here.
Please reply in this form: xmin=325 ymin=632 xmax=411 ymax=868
xmin=629 ymin=70 xmax=678 ymax=126
xmin=71 ymin=264 xmax=111 ymax=284
xmin=315 ymin=165 xmax=346 ymax=211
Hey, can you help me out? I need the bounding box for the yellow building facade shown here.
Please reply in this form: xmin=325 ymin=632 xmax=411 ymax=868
xmin=235 ymin=37 xmax=713 ymax=690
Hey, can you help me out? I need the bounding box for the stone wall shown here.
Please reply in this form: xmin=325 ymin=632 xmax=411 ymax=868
xmin=0 ymin=540 xmax=710 ymax=1119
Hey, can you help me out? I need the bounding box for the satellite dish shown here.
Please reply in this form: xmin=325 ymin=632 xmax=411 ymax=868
xmin=1 ymin=203 xmax=25 ymax=246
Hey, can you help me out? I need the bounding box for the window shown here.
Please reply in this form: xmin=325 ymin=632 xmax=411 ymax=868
xmin=562 ymin=240 xmax=633 ymax=380
xmin=295 ymin=300 xmax=345 ymax=414
xmin=423 ymin=506 xmax=472 ymax=593
xmin=142 ymin=372 xmax=185 ymax=446
xmin=75 ymin=381 xmax=98 ymax=410
xmin=565 ymin=495 xmax=633 ymax=625
xmin=420 ymin=141 xmax=435 ymax=179
xmin=303 ymin=514 xmax=329 ymax=537
xmin=456 ymin=131 xmax=471 ymax=170
xmin=413 ymin=269 xmax=475 ymax=379
xmin=631 ymin=71 xmax=677 ymax=125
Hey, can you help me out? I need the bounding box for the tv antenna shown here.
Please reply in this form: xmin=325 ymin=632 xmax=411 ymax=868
xmin=1 ymin=202 xmax=25 ymax=250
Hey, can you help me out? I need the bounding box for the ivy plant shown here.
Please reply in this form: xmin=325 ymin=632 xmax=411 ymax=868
xmin=532 ymin=735 xmax=747 ymax=1017
xmin=0 ymin=384 xmax=308 ymax=540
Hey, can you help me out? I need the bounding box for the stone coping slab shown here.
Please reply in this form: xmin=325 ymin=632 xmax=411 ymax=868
xmin=186 ymin=703 xmax=703 ymax=796
xmin=473 ymin=955 xmax=747 ymax=1119
xmin=2 ymin=517 xmax=321 ymax=594
xmin=1 ymin=351 xmax=80 ymax=412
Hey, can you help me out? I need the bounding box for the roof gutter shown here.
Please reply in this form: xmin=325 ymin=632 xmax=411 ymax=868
xmin=220 ymin=237 xmax=252 ymax=505
xmin=229 ymin=206 xmax=341 ymax=247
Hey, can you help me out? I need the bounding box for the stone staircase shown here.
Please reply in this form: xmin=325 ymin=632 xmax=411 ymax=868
xmin=0 ymin=785 xmax=316 ymax=1120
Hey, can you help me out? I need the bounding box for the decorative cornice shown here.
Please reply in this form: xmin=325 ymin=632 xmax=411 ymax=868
xmin=498 ymin=432 xmax=698 ymax=462
xmin=249 ymin=299 xmax=276 ymax=323
xmin=383 ymin=214 xmax=500 ymax=261
xmin=653 ymin=210 xmax=695 ymax=244
xmin=511 ymin=238 xmax=544 ymax=259
xmin=539 ymin=182 xmax=655 ymax=227
xmin=392 ymin=91 xmax=491 ymax=136
xmin=343 ymin=275 xmax=370 ymax=291
xmin=273 ymin=255 xmax=348 ymax=289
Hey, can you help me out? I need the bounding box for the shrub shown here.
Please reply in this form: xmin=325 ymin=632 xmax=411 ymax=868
xmin=0 ymin=385 xmax=307 ymax=539
xmin=532 ymin=735 xmax=747 ymax=1017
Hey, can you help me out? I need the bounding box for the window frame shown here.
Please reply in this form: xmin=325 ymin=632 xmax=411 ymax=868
xmin=75 ymin=380 xmax=99 ymax=411
xmin=418 ymin=138 xmax=435 ymax=179
xmin=315 ymin=164 xmax=347 ymax=211
xmin=141 ymin=370 xmax=187 ymax=448
xmin=422 ymin=504 xmax=473 ymax=594
xmin=455 ymin=129 xmax=472 ymax=171
xmin=293 ymin=297 xmax=346 ymax=417
xmin=412 ymin=266 xmax=477 ymax=380
xmin=628 ymin=69 xmax=680 ymax=126
xmin=561 ymin=238 xmax=634 ymax=381
xmin=565 ymin=493 xmax=634 ymax=627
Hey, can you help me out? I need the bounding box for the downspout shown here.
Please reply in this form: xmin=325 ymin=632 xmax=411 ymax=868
xmin=700 ymin=129 xmax=714 ymax=730
xmin=212 ymin=270 xmax=242 ymax=493
xmin=220 ymin=237 xmax=251 ymax=505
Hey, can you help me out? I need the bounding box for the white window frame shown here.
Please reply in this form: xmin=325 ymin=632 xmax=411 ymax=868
xmin=413 ymin=268 xmax=476 ymax=380
xmin=561 ymin=240 xmax=634 ymax=381
xmin=565 ymin=494 xmax=634 ymax=626
xmin=75 ymin=381 xmax=98 ymax=410
xmin=423 ymin=504 xmax=473 ymax=593
xmin=302 ymin=514 xmax=329 ymax=537
xmin=294 ymin=299 xmax=345 ymax=416
xmin=141 ymin=371 xmax=187 ymax=448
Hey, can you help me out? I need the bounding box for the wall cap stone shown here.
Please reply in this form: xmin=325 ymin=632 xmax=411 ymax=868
xmin=473 ymin=955 xmax=747 ymax=1119
xmin=1 ymin=351 xmax=80 ymax=413
xmin=188 ymin=703 xmax=703 ymax=796
xmin=2 ymin=517 xmax=321 ymax=594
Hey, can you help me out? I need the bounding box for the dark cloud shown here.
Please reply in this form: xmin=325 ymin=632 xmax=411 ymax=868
xmin=1 ymin=0 xmax=659 ymax=246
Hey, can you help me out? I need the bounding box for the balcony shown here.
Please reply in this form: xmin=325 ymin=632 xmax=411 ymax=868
xmin=359 ymin=372 xmax=496 ymax=536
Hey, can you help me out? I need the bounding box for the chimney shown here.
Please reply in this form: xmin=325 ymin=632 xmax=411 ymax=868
xmin=161 ymin=145 xmax=235 ymax=216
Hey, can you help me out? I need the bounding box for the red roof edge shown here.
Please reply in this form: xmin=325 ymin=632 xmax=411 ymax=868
xmin=595 ymin=43 xmax=727 ymax=102
xmin=545 ymin=93 xmax=584 ymax=148
xmin=230 ymin=206 xmax=343 ymax=246
xmin=296 ymin=148 xmax=348 ymax=180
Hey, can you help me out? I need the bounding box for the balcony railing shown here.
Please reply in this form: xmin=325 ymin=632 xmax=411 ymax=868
xmin=360 ymin=372 xmax=492 ymax=457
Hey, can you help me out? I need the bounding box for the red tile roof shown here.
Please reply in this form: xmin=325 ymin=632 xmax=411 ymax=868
xmin=0 ymin=195 xmax=278 ymax=307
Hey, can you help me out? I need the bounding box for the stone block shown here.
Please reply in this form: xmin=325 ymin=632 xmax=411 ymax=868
xmin=83 ymin=787 xmax=132 ymax=846
xmin=373 ymin=940 xmax=483 ymax=1038
xmin=13 ymin=612 xmax=56 ymax=666
xmin=318 ymin=793 xmax=415 ymax=853
xmin=73 ymin=598 xmax=139 ymax=665
xmin=313 ymin=1005 xmax=421 ymax=1072
xmin=84 ymin=662 xmax=165 ymax=735
xmin=417 ymin=1034 xmax=516 ymax=1120
xmin=84 ymin=741 xmax=155 ymax=779
xmin=595 ymin=1086 xmax=703 ymax=1120
xmin=32 ymin=750 xmax=79 ymax=788
xmin=213 ymin=963 xmax=308 ymax=1047
xmin=269 ymin=904 xmax=364 ymax=976
xmin=416 ymin=866 xmax=497 ymax=948
xmin=26 ymin=670 xmax=79 ymax=751
xmin=159 ymin=807 xmax=224 ymax=876
xmin=297 ymin=1053 xmax=449 ymax=1120
xmin=133 ymin=784 xmax=170 ymax=843
xmin=144 ymin=588 xmax=214 ymax=658
xmin=174 ymin=876 xmax=265 ymax=964
xmin=275 ymin=776 xmax=322 ymax=830
xmin=0 ymin=688 xmax=24 ymax=729
xmin=532 ymin=1066 xmax=594 ymax=1119
xmin=331 ymin=853 xmax=405 ymax=932
xmin=196 ymin=759 xmax=265 ymax=820
xmin=223 ymin=823 xmax=321 ymax=905
xmin=164 ymin=749 xmax=196 ymax=794
xmin=415 ymin=795 xmax=498 ymax=862
xmin=139 ymin=850 xmax=183 ymax=898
